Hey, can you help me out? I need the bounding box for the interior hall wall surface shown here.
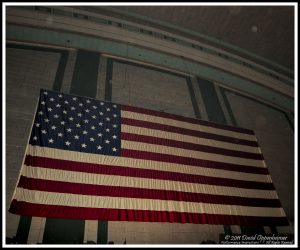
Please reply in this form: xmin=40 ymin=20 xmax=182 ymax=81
xmin=5 ymin=45 xmax=79 ymax=244
xmin=6 ymin=46 xmax=61 ymax=239
xmin=224 ymin=90 xmax=294 ymax=234
xmin=5 ymin=46 xmax=294 ymax=244
xmin=111 ymin=61 xmax=194 ymax=116
xmin=6 ymin=49 xmax=224 ymax=244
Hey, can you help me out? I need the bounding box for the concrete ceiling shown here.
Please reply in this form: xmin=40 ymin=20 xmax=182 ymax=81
xmin=95 ymin=6 xmax=295 ymax=73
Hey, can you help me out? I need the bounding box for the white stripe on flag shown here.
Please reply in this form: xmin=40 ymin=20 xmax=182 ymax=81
xmin=21 ymin=165 xmax=278 ymax=199
xmin=27 ymin=145 xmax=272 ymax=183
xmin=122 ymin=110 xmax=257 ymax=142
xmin=14 ymin=188 xmax=285 ymax=217
xmin=121 ymin=140 xmax=264 ymax=168
xmin=122 ymin=124 xmax=260 ymax=154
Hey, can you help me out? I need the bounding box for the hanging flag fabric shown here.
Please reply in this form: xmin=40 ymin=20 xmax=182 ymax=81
xmin=9 ymin=89 xmax=289 ymax=226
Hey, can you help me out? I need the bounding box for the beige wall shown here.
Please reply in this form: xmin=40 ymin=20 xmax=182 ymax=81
xmin=5 ymin=44 xmax=294 ymax=245
xmin=112 ymin=61 xmax=195 ymax=117
xmin=224 ymin=90 xmax=294 ymax=233
xmin=5 ymin=7 xmax=294 ymax=243
xmin=6 ymin=48 xmax=61 ymax=238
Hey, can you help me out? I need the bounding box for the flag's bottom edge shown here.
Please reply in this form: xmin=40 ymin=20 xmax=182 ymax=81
xmin=8 ymin=200 xmax=289 ymax=226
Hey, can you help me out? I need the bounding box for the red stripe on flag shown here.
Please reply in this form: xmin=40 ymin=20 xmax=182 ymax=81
xmin=122 ymin=118 xmax=258 ymax=147
xmin=9 ymin=200 xmax=289 ymax=226
xmin=122 ymin=132 xmax=263 ymax=160
xmin=17 ymin=176 xmax=281 ymax=207
xmin=121 ymin=105 xmax=255 ymax=135
xmin=24 ymin=155 xmax=273 ymax=189
xmin=121 ymin=149 xmax=269 ymax=175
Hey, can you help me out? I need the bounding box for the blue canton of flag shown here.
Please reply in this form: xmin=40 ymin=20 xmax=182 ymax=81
xmin=30 ymin=89 xmax=121 ymax=156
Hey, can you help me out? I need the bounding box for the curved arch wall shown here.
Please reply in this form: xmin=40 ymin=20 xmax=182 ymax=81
xmin=5 ymin=6 xmax=294 ymax=244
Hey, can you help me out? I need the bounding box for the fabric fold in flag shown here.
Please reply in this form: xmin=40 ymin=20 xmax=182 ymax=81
xmin=9 ymin=89 xmax=289 ymax=226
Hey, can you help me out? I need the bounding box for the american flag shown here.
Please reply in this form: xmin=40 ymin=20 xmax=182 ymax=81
xmin=9 ymin=89 xmax=288 ymax=226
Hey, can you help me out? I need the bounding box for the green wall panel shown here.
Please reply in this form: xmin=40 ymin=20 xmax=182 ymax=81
xmin=43 ymin=218 xmax=85 ymax=244
xmin=104 ymin=58 xmax=113 ymax=102
xmin=197 ymin=78 xmax=227 ymax=124
xmin=70 ymin=49 xmax=99 ymax=97
xmin=98 ymin=221 xmax=108 ymax=244
xmin=16 ymin=216 xmax=32 ymax=244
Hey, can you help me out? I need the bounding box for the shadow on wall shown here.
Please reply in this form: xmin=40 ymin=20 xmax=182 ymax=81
xmin=201 ymin=240 xmax=217 ymax=244
xmin=6 ymin=237 xmax=218 ymax=244
xmin=6 ymin=237 xmax=18 ymax=244
xmin=5 ymin=238 xmax=122 ymax=245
